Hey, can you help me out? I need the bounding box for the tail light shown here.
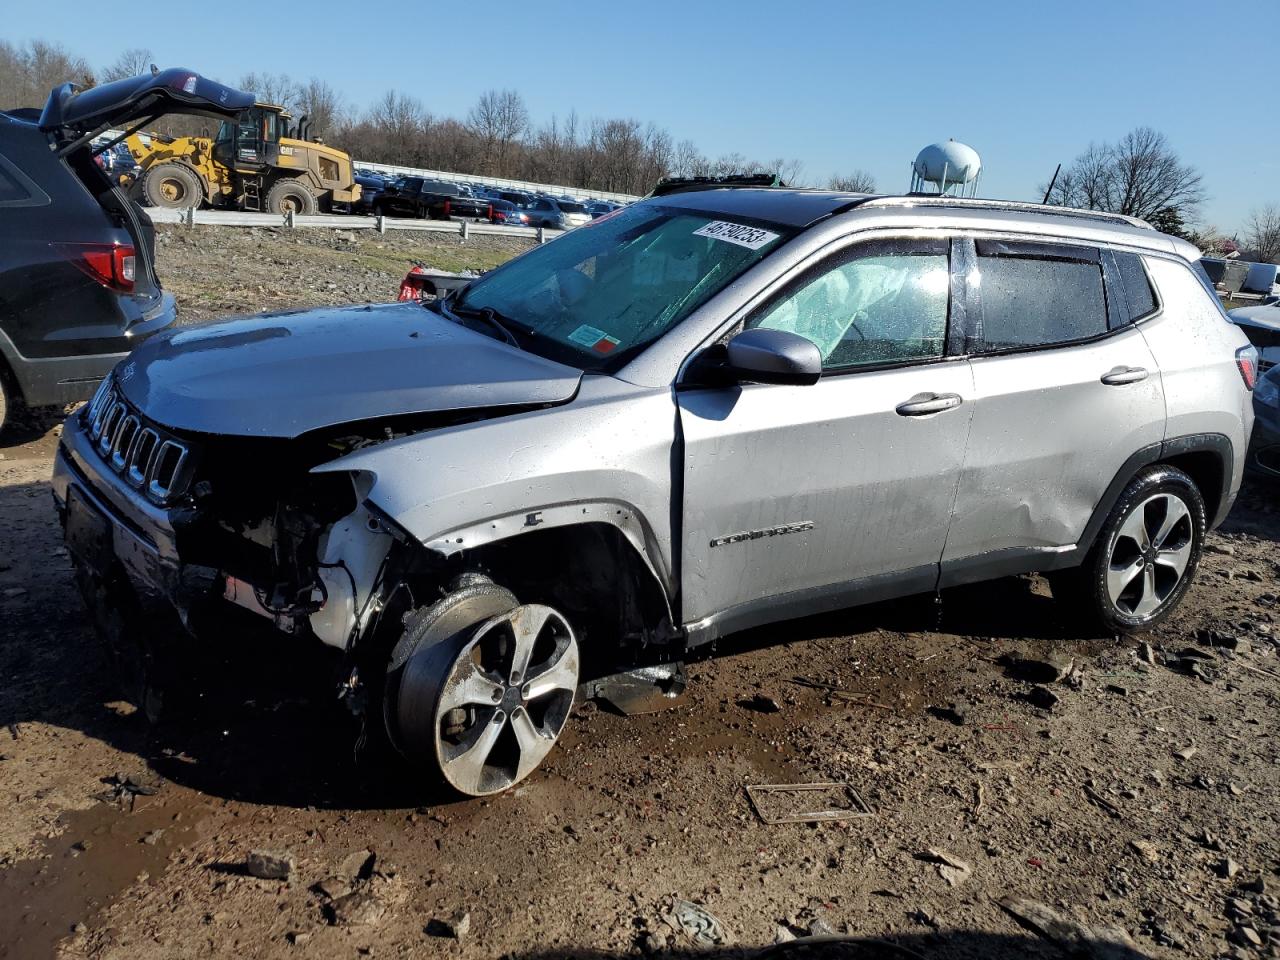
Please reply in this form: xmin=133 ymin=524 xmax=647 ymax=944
xmin=399 ymin=265 xmax=430 ymax=301
xmin=53 ymin=242 xmax=136 ymax=293
xmin=442 ymin=199 xmax=451 ymax=217
xmin=1237 ymin=345 xmax=1260 ymax=390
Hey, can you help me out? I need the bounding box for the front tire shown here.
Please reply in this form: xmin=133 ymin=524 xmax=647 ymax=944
xmin=1052 ymin=465 xmax=1205 ymax=634
xmin=386 ymin=579 xmax=579 ymax=797
xmin=141 ymin=164 xmax=202 ymax=209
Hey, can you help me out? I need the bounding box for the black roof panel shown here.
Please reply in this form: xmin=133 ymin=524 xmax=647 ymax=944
xmin=650 ymin=188 xmax=870 ymax=228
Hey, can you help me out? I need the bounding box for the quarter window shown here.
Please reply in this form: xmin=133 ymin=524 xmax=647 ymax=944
xmin=975 ymin=242 xmax=1107 ymax=349
xmin=747 ymin=240 xmax=950 ymax=371
xmin=1113 ymin=251 xmax=1158 ymax=321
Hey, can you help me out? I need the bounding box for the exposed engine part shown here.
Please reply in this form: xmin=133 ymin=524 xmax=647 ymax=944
xmin=309 ymin=500 xmax=394 ymax=650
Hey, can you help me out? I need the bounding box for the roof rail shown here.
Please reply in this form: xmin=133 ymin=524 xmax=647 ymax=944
xmin=857 ymin=195 xmax=1156 ymax=231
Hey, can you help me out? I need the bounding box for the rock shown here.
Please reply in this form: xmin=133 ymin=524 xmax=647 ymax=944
xmin=326 ymin=891 xmax=386 ymax=927
xmin=642 ymin=931 xmax=667 ymax=952
xmin=808 ymin=916 xmax=838 ymax=936
xmin=1205 ymin=543 xmax=1236 ymax=556
xmin=247 ymin=850 xmax=295 ymax=881
xmin=1231 ymin=926 xmax=1263 ymax=947
xmin=1129 ymin=840 xmax=1159 ymax=864
xmin=313 ymin=876 xmax=351 ymax=900
xmin=141 ymin=829 xmax=164 ymax=846
xmin=999 ymin=653 xmax=1071 ymax=684
xmin=1173 ymin=745 xmax=1198 ymax=761
xmin=72 ymin=922 xmax=87 ymax=935
xmin=773 ymin=926 xmax=796 ymax=944
xmin=338 ymin=849 xmax=376 ymax=880
xmin=919 ymin=848 xmax=972 ymax=887
xmin=2 ymin=587 xmax=28 ymax=600
xmin=1138 ymin=642 xmax=1157 ymax=665
xmin=1104 ymin=684 xmax=1129 ymax=697
xmin=1242 ymin=877 xmax=1268 ymax=895
xmin=286 ymin=931 xmax=312 ymax=946
xmin=1219 ymin=857 xmax=1242 ymax=879
xmin=425 ymin=909 xmax=471 ymax=940
xmin=1022 ymin=686 xmax=1061 ymax=711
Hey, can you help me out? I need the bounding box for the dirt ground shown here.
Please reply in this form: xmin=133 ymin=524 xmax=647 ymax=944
xmin=2 ymin=225 xmax=1280 ymax=960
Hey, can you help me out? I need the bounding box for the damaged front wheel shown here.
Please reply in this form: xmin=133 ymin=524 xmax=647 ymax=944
xmin=386 ymin=579 xmax=579 ymax=797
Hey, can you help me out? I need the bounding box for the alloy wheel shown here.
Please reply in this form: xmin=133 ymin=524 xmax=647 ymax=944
xmin=433 ymin=604 xmax=578 ymax=796
xmin=1106 ymin=493 xmax=1195 ymax=618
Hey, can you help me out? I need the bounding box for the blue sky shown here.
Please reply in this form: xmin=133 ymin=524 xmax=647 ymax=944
xmin=9 ymin=0 xmax=1277 ymax=231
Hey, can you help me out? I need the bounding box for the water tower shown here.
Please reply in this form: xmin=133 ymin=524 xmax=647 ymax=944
xmin=910 ymin=140 xmax=982 ymax=197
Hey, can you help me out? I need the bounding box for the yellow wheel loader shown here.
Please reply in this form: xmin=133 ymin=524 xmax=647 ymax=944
xmin=125 ymin=103 xmax=361 ymax=215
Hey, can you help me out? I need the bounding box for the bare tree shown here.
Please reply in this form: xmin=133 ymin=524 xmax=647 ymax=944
xmin=0 ymin=39 xmax=93 ymax=109
xmin=101 ymin=48 xmax=154 ymax=83
xmin=829 ymin=170 xmax=877 ymax=193
xmin=1043 ymin=127 xmax=1205 ymax=224
xmin=467 ymin=89 xmax=529 ymax=174
xmin=1244 ymin=204 xmax=1280 ymax=264
xmin=295 ymin=78 xmax=342 ymax=140
xmin=238 ymin=71 xmax=298 ymax=110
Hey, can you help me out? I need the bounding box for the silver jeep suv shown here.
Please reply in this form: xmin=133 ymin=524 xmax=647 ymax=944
xmin=53 ymin=188 xmax=1258 ymax=796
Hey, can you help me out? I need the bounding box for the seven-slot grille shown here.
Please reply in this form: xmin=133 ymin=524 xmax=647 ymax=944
xmin=84 ymin=378 xmax=192 ymax=504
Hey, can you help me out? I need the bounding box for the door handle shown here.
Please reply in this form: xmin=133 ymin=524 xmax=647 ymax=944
xmin=1101 ymin=366 xmax=1149 ymax=386
xmin=895 ymin=392 xmax=963 ymax=417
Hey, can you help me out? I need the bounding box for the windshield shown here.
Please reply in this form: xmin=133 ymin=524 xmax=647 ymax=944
xmin=453 ymin=202 xmax=792 ymax=371
xmin=558 ymin=200 xmax=588 ymax=214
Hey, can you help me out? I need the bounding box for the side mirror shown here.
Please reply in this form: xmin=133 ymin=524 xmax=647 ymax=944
xmin=722 ymin=328 xmax=822 ymax=386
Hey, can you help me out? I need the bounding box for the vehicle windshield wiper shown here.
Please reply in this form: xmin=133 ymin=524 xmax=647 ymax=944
xmin=444 ymin=299 xmax=522 ymax=349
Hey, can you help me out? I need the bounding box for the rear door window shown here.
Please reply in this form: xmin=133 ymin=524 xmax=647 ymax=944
xmin=974 ymin=240 xmax=1107 ymax=350
xmin=1112 ymin=251 xmax=1158 ymax=321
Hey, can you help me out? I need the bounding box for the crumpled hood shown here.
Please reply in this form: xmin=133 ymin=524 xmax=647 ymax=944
xmin=116 ymin=302 xmax=582 ymax=438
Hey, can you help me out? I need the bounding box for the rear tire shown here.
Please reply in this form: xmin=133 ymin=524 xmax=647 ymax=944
xmin=265 ymin=179 xmax=317 ymax=216
xmin=1051 ymin=465 xmax=1205 ymax=635
xmin=141 ymin=164 xmax=202 ymax=210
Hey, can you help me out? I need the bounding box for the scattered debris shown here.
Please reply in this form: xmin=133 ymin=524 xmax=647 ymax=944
xmin=247 ymin=850 xmax=296 ymax=881
xmin=745 ymin=782 xmax=873 ymax=825
xmin=666 ymin=898 xmax=730 ymax=947
xmin=1082 ymin=785 xmax=1122 ymax=820
xmin=998 ymin=896 xmax=1138 ymax=958
xmin=917 ymin=848 xmax=972 ymax=887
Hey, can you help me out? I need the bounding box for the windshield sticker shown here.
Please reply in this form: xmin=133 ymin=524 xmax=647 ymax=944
xmin=568 ymin=324 xmax=608 ymax=347
xmin=693 ymin=221 xmax=780 ymax=250
xmin=568 ymin=324 xmax=621 ymax=355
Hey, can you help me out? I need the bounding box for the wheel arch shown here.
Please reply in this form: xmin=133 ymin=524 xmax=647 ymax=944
xmin=1076 ymin=433 xmax=1234 ymax=562
xmin=413 ymin=507 xmax=678 ymax=669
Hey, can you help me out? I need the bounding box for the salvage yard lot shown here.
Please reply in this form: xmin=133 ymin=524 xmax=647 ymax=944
xmin=1 ymin=225 xmax=1279 ymax=960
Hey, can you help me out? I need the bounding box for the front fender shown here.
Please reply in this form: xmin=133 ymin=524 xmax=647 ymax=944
xmin=313 ymin=377 xmax=680 ymax=594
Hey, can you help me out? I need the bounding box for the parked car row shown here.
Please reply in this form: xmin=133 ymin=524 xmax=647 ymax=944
xmin=350 ymin=167 xmax=626 ymax=229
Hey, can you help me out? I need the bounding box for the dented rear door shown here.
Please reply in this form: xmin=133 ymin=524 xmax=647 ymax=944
xmin=941 ymin=238 xmax=1166 ymax=575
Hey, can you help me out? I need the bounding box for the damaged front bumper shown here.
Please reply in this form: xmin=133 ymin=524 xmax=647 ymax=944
xmin=52 ymin=408 xmax=202 ymax=616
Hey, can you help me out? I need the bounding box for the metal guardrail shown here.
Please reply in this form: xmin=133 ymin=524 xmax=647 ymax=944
xmin=146 ymin=206 xmax=560 ymax=242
